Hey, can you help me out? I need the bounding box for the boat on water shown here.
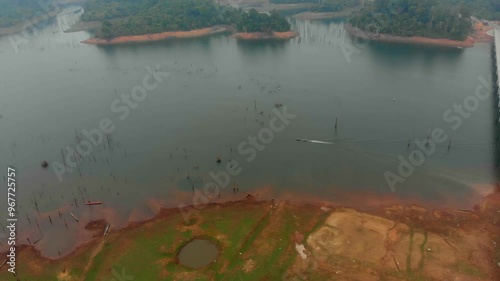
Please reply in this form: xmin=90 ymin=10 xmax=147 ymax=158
xmin=85 ymin=201 xmax=103 ymax=206
xmin=295 ymin=138 xmax=333 ymax=145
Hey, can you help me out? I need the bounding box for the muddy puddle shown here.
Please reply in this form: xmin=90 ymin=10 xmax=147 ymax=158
xmin=178 ymin=239 xmax=219 ymax=269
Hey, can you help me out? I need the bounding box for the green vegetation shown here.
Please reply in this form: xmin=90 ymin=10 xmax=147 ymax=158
xmin=270 ymin=0 xmax=499 ymax=20
xmin=311 ymin=0 xmax=361 ymax=12
xmin=349 ymin=0 xmax=472 ymax=40
xmin=96 ymin=0 xmax=237 ymax=39
xmin=81 ymin=0 xmax=290 ymax=39
xmin=270 ymin=0 xmax=360 ymax=12
xmin=236 ymin=9 xmax=291 ymax=33
xmin=81 ymin=0 xmax=160 ymax=22
xmin=444 ymin=0 xmax=500 ymax=21
xmin=270 ymin=0 xmax=317 ymax=3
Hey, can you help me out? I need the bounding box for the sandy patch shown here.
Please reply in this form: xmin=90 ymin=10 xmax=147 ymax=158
xmin=308 ymin=209 xmax=395 ymax=266
xmin=82 ymin=26 xmax=229 ymax=45
xmin=233 ymin=31 xmax=299 ymax=40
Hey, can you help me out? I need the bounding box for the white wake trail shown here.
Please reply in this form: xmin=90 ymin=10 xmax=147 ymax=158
xmin=307 ymin=140 xmax=334 ymax=145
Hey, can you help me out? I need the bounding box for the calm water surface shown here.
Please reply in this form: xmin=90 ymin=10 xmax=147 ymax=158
xmin=0 ymin=7 xmax=498 ymax=256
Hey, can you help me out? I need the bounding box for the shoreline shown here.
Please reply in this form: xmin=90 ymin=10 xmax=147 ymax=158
xmin=0 ymin=193 xmax=498 ymax=280
xmin=1 ymin=191 xmax=498 ymax=259
xmin=81 ymin=26 xmax=231 ymax=45
xmin=233 ymin=30 xmax=299 ymax=40
xmin=82 ymin=27 xmax=299 ymax=45
xmin=0 ymin=183 xmax=495 ymax=260
xmin=344 ymin=24 xmax=474 ymax=48
xmin=0 ymin=182 xmax=489 ymax=261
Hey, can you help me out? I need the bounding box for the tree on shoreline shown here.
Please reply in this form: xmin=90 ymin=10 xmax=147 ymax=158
xmin=236 ymin=10 xmax=290 ymax=33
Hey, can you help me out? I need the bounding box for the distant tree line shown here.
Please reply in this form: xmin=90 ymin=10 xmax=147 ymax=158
xmin=269 ymin=0 xmax=318 ymax=3
xmin=1 ymin=0 xmax=499 ymax=31
xmin=311 ymin=0 xmax=361 ymax=12
xmin=349 ymin=0 xmax=472 ymax=40
xmin=270 ymin=0 xmax=360 ymax=12
xmin=81 ymin=0 xmax=290 ymax=39
xmin=271 ymin=0 xmax=499 ymax=20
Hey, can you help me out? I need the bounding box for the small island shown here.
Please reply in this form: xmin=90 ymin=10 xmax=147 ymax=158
xmin=79 ymin=0 xmax=297 ymax=44
xmin=347 ymin=0 xmax=474 ymax=48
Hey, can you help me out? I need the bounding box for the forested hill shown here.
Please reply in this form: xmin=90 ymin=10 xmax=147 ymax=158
xmin=349 ymin=0 xmax=472 ymax=41
xmin=81 ymin=0 xmax=291 ymax=39
xmin=92 ymin=0 xmax=237 ymax=38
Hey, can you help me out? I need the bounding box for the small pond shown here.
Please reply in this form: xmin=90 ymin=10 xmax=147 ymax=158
xmin=178 ymin=239 xmax=219 ymax=269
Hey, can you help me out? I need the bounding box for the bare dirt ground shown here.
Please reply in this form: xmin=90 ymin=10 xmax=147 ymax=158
xmin=297 ymin=207 xmax=498 ymax=281
xmin=471 ymin=21 xmax=494 ymax=43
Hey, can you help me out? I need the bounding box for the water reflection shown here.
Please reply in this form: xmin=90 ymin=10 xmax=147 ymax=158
xmin=366 ymin=41 xmax=465 ymax=70
xmin=236 ymin=39 xmax=288 ymax=54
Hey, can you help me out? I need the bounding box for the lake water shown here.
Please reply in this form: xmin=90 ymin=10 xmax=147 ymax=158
xmin=0 ymin=7 xmax=498 ymax=257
